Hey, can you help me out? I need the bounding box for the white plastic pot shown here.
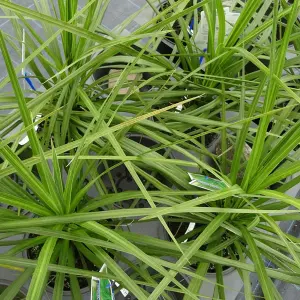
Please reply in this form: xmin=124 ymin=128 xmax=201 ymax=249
xmin=0 ymin=279 xmax=28 ymax=299
xmin=114 ymin=267 xmax=190 ymax=300
xmin=21 ymin=238 xmax=91 ymax=300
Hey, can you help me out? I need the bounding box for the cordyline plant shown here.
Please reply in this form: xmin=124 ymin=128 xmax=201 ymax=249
xmin=0 ymin=0 xmax=300 ymax=299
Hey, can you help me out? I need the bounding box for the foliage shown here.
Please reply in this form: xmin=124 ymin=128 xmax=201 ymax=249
xmin=0 ymin=0 xmax=300 ymax=299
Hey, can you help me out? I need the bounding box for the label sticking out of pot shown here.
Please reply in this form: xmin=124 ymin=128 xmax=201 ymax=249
xmin=91 ymin=264 xmax=114 ymax=300
xmin=91 ymin=276 xmax=114 ymax=300
xmin=188 ymin=173 xmax=227 ymax=191
xmin=19 ymin=113 xmax=42 ymax=145
xmin=109 ymin=69 xmax=141 ymax=95
xmin=91 ymin=264 xmax=130 ymax=299
xmin=194 ymin=8 xmax=240 ymax=51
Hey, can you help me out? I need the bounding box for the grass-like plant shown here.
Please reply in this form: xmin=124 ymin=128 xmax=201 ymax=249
xmin=0 ymin=0 xmax=300 ymax=299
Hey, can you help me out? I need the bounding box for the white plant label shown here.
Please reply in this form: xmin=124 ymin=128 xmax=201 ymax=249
xmin=195 ymin=8 xmax=240 ymax=50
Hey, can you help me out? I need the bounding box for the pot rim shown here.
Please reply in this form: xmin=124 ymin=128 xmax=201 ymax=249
xmin=153 ymin=0 xmax=196 ymax=48
xmin=91 ymin=52 xmax=153 ymax=90
xmin=166 ymin=220 xmax=237 ymax=277
xmin=0 ymin=279 xmax=28 ymax=297
xmin=205 ymin=266 xmax=236 ymax=277
xmin=114 ymin=266 xmax=190 ymax=299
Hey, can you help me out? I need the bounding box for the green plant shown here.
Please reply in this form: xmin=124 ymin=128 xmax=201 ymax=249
xmin=0 ymin=0 xmax=300 ymax=300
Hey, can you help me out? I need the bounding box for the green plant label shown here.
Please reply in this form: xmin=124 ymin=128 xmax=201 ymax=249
xmin=188 ymin=173 xmax=227 ymax=191
xmin=91 ymin=277 xmax=100 ymax=300
xmin=91 ymin=277 xmax=114 ymax=300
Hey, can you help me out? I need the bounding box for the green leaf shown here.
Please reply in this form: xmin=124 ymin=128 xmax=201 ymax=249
xmin=239 ymin=225 xmax=273 ymax=300
xmin=53 ymin=240 xmax=69 ymax=300
xmin=256 ymin=189 xmax=300 ymax=210
xmin=215 ymin=251 xmax=225 ymax=300
xmin=0 ymin=193 xmax=52 ymax=217
xmin=183 ymin=262 xmax=209 ymax=300
xmin=234 ymin=241 xmax=253 ymax=300
xmin=0 ymin=268 xmax=33 ymax=300
xmin=27 ymin=225 xmax=62 ymax=299
xmin=0 ymin=31 xmax=63 ymax=214
xmin=80 ymin=221 xmax=196 ymax=299
xmin=225 ymin=0 xmax=262 ymax=47
xmin=51 ymin=141 xmax=64 ymax=200
xmin=6 ymin=235 xmax=47 ymax=256
xmin=68 ymin=246 xmax=83 ymax=300
xmin=141 ymin=185 xmax=243 ymax=221
xmin=80 ymin=232 xmax=148 ymax=300
xmin=251 ymin=143 xmax=300 ymax=192
xmin=0 ymin=145 xmax=60 ymax=214
xmin=0 ymin=31 xmax=38 ymax=148
xmin=148 ymin=214 xmax=229 ymax=300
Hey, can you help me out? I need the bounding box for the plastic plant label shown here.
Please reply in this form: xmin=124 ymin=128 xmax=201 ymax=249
xmin=91 ymin=277 xmax=100 ymax=300
xmin=188 ymin=173 xmax=227 ymax=191
xmin=108 ymin=69 xmax=141 ymax=95
xmin=91 ymin=264 xmax=114 ymax=300
xmin=195 ymin=8 xmax=240 ymax=50
xmin=19 ymin=113 xmax=42 ymax=145
xmin=91 ymin=277 xmax=114 ymax=300
xmin=113 ymin=281 xmax=130 ymax=297
xmin=175 ymin=104 xmax=183 ymax=113
xmin=222 ymin=0 xmax=234 ymax=7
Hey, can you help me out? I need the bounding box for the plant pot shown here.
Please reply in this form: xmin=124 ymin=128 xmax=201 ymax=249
xmin=96 ymin=133 xmax=174 ymax=203
xmin=166 ymin=130 xmax=249 ymax=297
xmin=113 ymin=267 xmax=189 ymax=300
xmin=0 ymin=279 xmax=27 ymax=299
xmin=0 ymin=233 xmax=29 ymax=299
xmin=165 ymin=218 xmax=244 ymax=299
xmin=23 ymin=234 xmax=95 ymax=299
xmin=264 ymin=0 xmax=298 ymax=44
xmin=156 ymin=40 xmax=180 ymax=65
xmin=93 ymin=134 xmax=173 ymax=249
xmin=83 ymin=134 xmax=176 ymax=262
xmin=168 ymin=220 xmax=238 ymax=271
xmin=154 ymin=0 xmax=201 ymax=68
xmin=155 ymin=0 xmax=200 ymax=47
xmin=236 ymin=173 xmax=300 ymax=300
xmin=244 ymin=54 xmax=270 ymax=74
xmin=42 ymin=283 xmax=90 ymax=300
